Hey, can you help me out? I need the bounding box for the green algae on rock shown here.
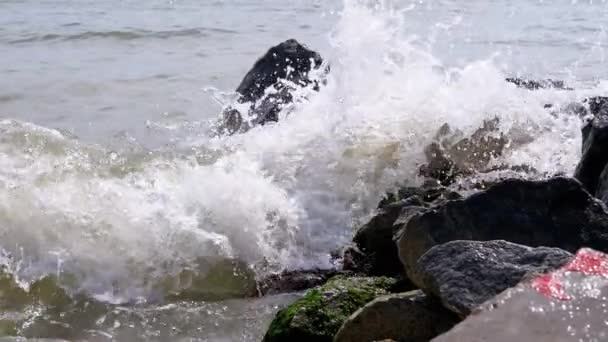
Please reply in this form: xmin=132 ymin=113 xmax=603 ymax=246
xmin=262 ymin=276 xmax=397 ymax=342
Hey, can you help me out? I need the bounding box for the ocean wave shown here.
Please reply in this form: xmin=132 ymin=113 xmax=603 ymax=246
xmin=8 ymin=27 xmax=238 ymax=44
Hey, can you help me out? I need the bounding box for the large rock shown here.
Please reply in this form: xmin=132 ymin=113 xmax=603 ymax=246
xmin=219 ymin=39 xmax=324 ymax=134
xmin=416 ymin=240 xmax=573 ymax=316
xmin=398 ymin=177 xmax=608 ymax=286
xmin=334 ymin=290 xmax=459 ymax=342
xmin=352 ymin=186 xmax=461 ymax=276
xmin=262 ymin=276 xmax=396 ymax=342
xmin=432 ymin=248 xmax=608 ymax=341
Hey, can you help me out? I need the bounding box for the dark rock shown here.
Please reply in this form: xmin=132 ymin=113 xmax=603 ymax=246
xmin=505 ymin=77 xmax=571 ymax=90
xmin=397 ymin=177 xmax=608 ymax=287
xmin=262 ymin=276 xmax=397 ymax=342
xmin=352 ymin=186 xmax=461 ymax=276
xmin=257 ymin=269 xmax=339 ymax=296
xmin=576 ymin=115 xmax=608 ymax=195
xmin=334 ymin=290 xmax=459 ymax=342
xmin=417 ymin=240 xmax=573 ymax=316
xmin=219 ymin=39 xmax=324 ymax=134
xmin=432 ymin=248 xmax=608 ymax=342
xmin=575 ymin=96 xmax=608 ymax=198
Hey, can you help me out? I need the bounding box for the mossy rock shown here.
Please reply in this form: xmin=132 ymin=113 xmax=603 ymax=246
xmin=262 ymin=276 xmax=397 ymax=342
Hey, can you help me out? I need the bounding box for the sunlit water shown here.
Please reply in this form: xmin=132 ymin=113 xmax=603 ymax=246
xmin=0 ymin=0 xmax=607 ymax=340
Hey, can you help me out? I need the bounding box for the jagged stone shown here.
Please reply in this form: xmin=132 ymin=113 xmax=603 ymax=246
xmin=416 ymin=240 xmax=572 ymax=316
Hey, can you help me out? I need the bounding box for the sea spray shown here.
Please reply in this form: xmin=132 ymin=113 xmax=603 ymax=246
xmin=0 ymin=1 xmax=589 ymax=306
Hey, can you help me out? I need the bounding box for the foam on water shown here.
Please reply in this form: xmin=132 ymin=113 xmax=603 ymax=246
xmin=0 ymin=0 xmax=597 ymax=303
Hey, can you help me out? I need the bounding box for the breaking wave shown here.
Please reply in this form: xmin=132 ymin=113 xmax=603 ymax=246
xmin=0 ymin=0 xmax=602 ymax=305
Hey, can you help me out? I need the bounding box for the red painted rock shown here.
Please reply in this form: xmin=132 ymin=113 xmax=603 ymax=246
xmin=432 ymin=248 xmax=608 ymax=341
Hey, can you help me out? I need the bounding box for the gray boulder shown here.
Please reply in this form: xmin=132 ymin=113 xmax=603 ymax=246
xmin=416 ymin=240 xmax=573 ymax=316
xmin=432 ymin=248 xmax=608 ymax=342
xmin=334 ymin=290 xmax=458 ymax=342
xmin=397 ymin=177 xmax=608 ymax=286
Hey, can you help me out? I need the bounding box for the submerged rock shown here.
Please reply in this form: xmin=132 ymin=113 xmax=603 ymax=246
xmin=262 ymin=276 xmax=397 ymax=342
xmin=352 ymin=186 xmax=461 ymax=276
xmin=0 ymin=270 xmax=110 ymax=339
xmin=432 ymin=248 xmax=608 ymax=341
xmin=334 ymin=290 xmax=459 ymax=342
xmin=219 ymin=39 xmax=324 ymax=134
xmin=416 ymin=240 xmax=573 ymax=316
xmin=397 ymin=177 xmax=608 ymax=286
xmin=163 ymin=259 xmax=258 ymax=301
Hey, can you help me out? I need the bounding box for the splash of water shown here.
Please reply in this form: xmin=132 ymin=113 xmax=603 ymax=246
xmin=0 ymin=0 xmax=592 ymax=304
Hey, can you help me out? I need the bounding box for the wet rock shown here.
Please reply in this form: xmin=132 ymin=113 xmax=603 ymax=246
xmin=219 ymin=39 xmax=324 ymax=134
xmin=505 ymin=77 xmax=570 ymax=90
xmin=432 ymin=248 xmax=608 ymax=342
xmin=416 ymin=240 xmax=573 ymax=316
xmin=352 ymin=186 xmax=461 ymax=276
xmin=398 ymin=177 xmax=608 ymax=287
xmin=544 ymin=101 xmax=588 ymax=118
xmin=419 ymin=119 xmax=509 ymax=186
xmin=334 ymin=290 xmax=459 ymax=342
xmin=587 ymin=96 xmax=608 ymax=117
xmin=575 ymin=96 xmax=608 ymax=198
xmin=262 ymin=276 xmax=397 ymax=342
xmin=257 ymin=269 xmax=339 ymax=296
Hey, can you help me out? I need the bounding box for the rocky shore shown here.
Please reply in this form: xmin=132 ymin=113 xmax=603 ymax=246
xmin=222 ymin=39 xmax=608 ymax=341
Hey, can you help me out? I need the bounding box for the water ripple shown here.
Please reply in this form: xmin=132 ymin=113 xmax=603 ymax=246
xmin=8 ymin=27 xmax=238 ymax=44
